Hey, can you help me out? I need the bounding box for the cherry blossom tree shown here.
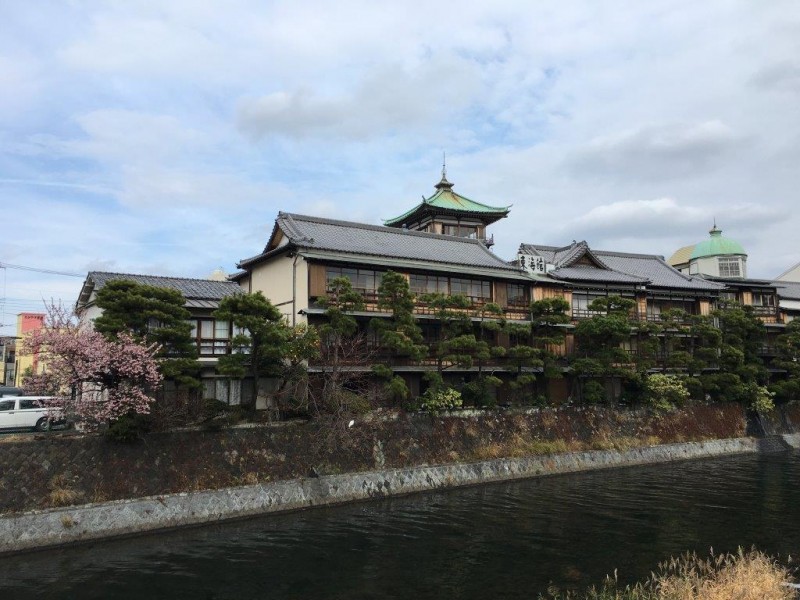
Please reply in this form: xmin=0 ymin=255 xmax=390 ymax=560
xmin=21 ymin=303 xmax=162 ymax=429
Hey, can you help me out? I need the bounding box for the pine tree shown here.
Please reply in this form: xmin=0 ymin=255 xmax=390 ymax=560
xmin=94 ymin=279 xmax=200 ymax=388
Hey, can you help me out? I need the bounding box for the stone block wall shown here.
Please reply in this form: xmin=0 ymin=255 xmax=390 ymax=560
xmin=0 ymin=403 xmax=748 ymax=515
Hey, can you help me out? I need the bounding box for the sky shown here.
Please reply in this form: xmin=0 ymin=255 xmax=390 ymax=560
xmin=1 ymin=0 xmax=799 ymax=333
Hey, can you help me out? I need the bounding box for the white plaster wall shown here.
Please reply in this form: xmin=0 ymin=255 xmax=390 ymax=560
xmin=248 ymin=255 xmax=309 ymax=325
xmin=778 ymin=264 xmax=800 ymax=282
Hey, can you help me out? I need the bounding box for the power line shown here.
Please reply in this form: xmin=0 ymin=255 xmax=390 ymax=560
xmin=0 ymin=261 xmax=83 ymax=278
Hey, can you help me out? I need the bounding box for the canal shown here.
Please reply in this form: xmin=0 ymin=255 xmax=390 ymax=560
xmin=2 ymin=452 xmax=799 ymax=599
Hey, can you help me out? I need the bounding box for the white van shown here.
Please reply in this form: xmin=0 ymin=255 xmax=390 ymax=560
xmin=0 ymin=396 xmax=64 ymax=432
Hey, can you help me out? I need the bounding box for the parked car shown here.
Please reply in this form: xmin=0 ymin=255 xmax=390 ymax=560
xmin=0 ymin=386 xmax=23 ymax=397
xmin=0 ymin=396 xmax=65 ymax=432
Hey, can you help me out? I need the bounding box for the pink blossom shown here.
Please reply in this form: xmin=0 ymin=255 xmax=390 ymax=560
xmin=21 ymin=304 xmax=163 ymax=429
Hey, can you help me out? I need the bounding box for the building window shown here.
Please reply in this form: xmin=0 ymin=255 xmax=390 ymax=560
xmin=646 ymin=299 xmax=696 ymax=320
xmin=506 ymin=283 xmax=530 ymax=306
xmin=410 ymin=274 xmax=449 ymax=295
xmin=409 ymin=274 xmax=491 ymax=302
xmin=752 ymin=293 xmax=775 ymax=307
xmin=442 ymin=224 xmax=478 ymax=239
xmin=718 ymin=257 xmax=741 ymax=277
xmin=203 ymin=379 xmax=241 ymax=405
xmin=326 ymin=266 xmax=383 ymax=293
xmin=572 ymin=292 xmax=605 ymax=317
xmin=191 ymin=319 xmax=232 ymax=355
xmin=450 ymin=277 xmax=491 ymax=301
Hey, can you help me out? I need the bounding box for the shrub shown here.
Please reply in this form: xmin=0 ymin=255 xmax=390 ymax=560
xmin=105 ymin=412 xmax=150 ymax=443
xmin=644 ymin=374 xmax=689 ymax=412
xmin=460 ymin=376 xmax=501 ymax=408
xmin=749 ymin=383 xmax=775 ymax=414
xmin=583 ymin=380 xmax=606 ymax=404
xmin=684 ymin=376 xmax=704 ymax=402
xmin=420 ymin=387 xmax=462 ymax=414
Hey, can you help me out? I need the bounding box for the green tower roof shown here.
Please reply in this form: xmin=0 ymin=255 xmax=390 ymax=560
xmin=689 ymin=224 xmax=746 ymax=259
xmin=384 ymin=174 xmax=510 ymax=227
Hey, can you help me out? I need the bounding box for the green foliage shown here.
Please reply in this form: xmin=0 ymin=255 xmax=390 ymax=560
xmin=384 ymin=375 xmax=411 ymax=402
xmin=94 ymin=279 xmax=200 ymax=388
xmin=420 ymin=292 xmax=478 ymax=375
xmin=582 ymin=380 xmax=606 ymax=405
xmin=747 ymin=383 xmax=775 ymax=414
xmin=644 ymin=374 xmax=689 ymax=412
xmin=684 ymin=376 xmax=704 ymax=401
xmin=105 ymin=412 xmax=150 ymax=443
xmin=461 ymin=375 xmax=502 ymax=408
xmin=420 ymin=387 xmax=462 ymax=414
xmin=213 ymin=291 xmax=292 ymax=406
xmin=318 ymin=276 xmax=365 ymax=339
xmin=370 ymin=271 xmax=426 ymax=404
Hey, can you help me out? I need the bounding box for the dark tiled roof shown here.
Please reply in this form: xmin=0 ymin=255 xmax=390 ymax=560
xmin=595 ymin=251 xmax=723 ymax=291
xmin=521 ymin=243 xmax=722 ymax=292
xmin=86 ymin=272 xmax=242 ymax=300
xmin=774 ymin=281 xmax=800 ymax=301
xmin=549 ymin=267 xmax=648 ymax=284
xmin=240 ymin=212 xmax=521 ymax=273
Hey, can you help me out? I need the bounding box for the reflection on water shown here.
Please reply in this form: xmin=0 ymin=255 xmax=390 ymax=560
xmin=2 ymin=453 xmax=799 ymax=599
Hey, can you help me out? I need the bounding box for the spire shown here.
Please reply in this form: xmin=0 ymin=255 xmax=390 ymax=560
xmin=434 ymin=152 xmax=454 ymax=191
xmin=709 ymin=220 xmax=722 ymax=237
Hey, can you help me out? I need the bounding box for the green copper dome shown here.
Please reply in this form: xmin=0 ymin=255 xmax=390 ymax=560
xmin=689 ymin=224 xmax=746 ymax=259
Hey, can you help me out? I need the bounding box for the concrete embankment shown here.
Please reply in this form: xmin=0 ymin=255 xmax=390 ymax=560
xmin=1 ymin=435 xmax=787 ymax=555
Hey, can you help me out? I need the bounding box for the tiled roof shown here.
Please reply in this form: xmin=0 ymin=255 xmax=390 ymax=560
xmin=521 ymin=243 xmax=722 ymax=291
xmin=549 ymin=267 xmax=648 ymax=284
xmin=774 ymin=281 xmax=800 ymax=301
xmin=595 ymin=251 xmax=723 ymax=291
xmin=85 ymin=272 xmax=241 ymax=300
xmin=384 ymin=176 xmax=509 ymax=226
xmin=240 ymin=213 xmax=522 ymax=273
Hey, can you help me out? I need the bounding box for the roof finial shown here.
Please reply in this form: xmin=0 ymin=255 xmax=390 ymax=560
xmin=709 ymin=219 xmax=722 ymax=236
xmin=435 ymin=151 xmax=454 ymax=191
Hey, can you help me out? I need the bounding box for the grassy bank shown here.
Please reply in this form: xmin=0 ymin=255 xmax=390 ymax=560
xmin=543 ymin=549 xmax=796 ymax=600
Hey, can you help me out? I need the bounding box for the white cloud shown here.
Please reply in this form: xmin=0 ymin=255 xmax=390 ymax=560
xmin=236 ymin=57 xmax=481 ymax=141
xmin=2 ymin=0 xmax=800 ymax=298
xmin=566 ymin=121 xmax=745 ymax=181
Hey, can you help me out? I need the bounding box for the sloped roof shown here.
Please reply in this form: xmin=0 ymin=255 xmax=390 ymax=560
xmin=775 ymin=261 xmax=800 ymax=282
xmin=521 ymin=241 xmax=611 ymax=270
xmin=667 ymin=244 xmax=695 ymax=267
xmin=595 ymin=251 xmax=724 ymax=291
xmin=384 ymin=175 xmax=509 ymax=226
xmin=77 ymin=271 xmax=241 ymax=309
xmin=239 ymin=212 xmax=522 ymax=274
xmin=774 ymin=282 xmax=800 ymax=301
xmin=521 ymin=243 xmax=722 ymax=292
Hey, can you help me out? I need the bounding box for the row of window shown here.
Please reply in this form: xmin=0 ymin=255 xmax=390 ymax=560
xmin=325 ymin=267 xmax=497 ymax=301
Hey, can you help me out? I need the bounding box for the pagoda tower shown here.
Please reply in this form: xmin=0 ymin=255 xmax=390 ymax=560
xmin=384 ymin=169 xmax=510 ymax=247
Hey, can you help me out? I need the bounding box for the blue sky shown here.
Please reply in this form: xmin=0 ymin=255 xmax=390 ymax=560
xmin=2 ymin=1 xmax=799 ymax=332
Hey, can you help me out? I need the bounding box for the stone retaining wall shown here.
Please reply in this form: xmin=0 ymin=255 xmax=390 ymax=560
xmin=0 ymin=436 xmax=772 ymax=555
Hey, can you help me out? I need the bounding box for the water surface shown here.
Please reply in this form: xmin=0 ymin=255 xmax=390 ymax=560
xmin=2 ymin=452 xmax=799 ymax=599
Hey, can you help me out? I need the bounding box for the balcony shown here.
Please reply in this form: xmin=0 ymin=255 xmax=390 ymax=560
xmin=751 ymin=306 xmax=779 ymax=324
xmin=311 ymin=290 xmax=514 ymax=319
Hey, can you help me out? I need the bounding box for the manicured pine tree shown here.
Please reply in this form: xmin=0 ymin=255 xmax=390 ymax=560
xmin=94 ymin=279 xmax=200 ymax=388
xmin=370 ymin=271 xmax=427 ymax=403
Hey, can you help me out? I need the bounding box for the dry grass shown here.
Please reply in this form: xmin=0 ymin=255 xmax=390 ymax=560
xmin=543 ymin=549 xmax=794 ymax=600
xmin=48 ymin=474 xmax=80 ymax=507
xmin=654 ymin=549 xmax=794 ymax=600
